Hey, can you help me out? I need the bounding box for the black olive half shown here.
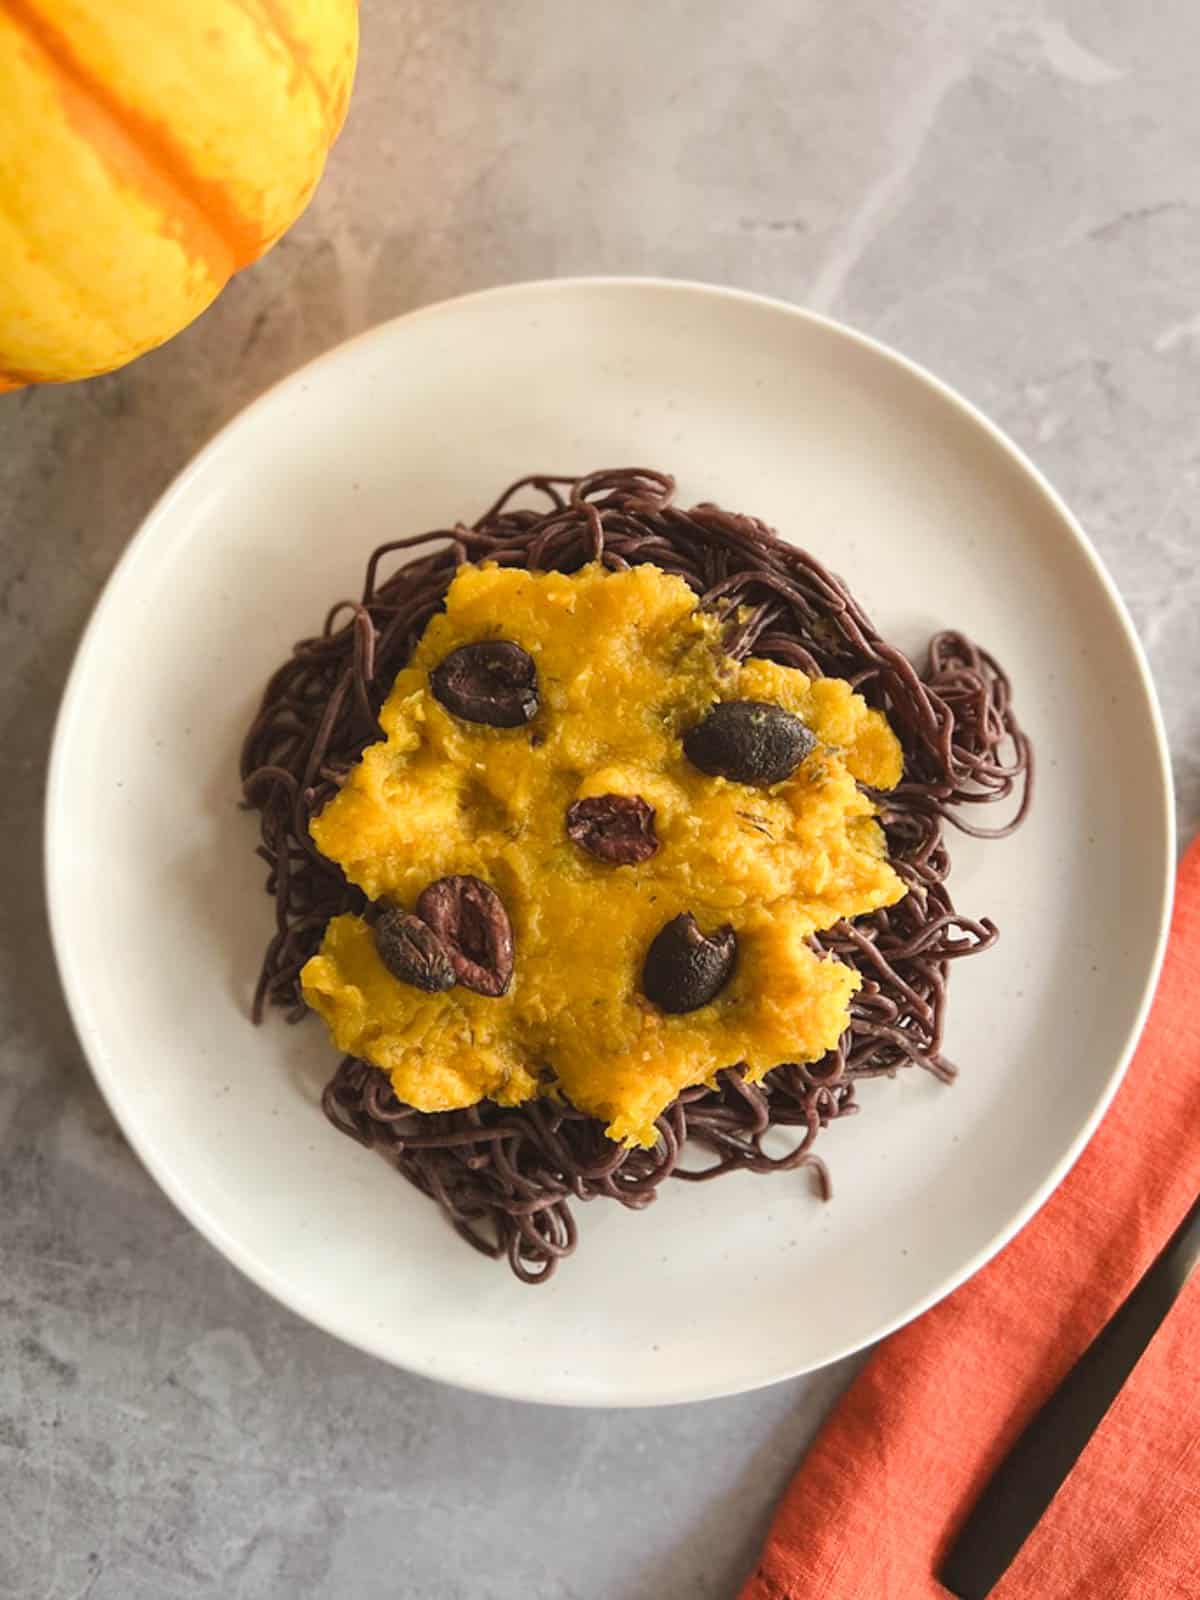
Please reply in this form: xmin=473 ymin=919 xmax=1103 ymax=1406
xmin=416 ymin=875 xmax=515 ymax=997
xmin=642 ymin=913 xmax=736 ymax=1014
xmin=683 ymin=700 xmax=815 ymax=786
xmin=566 ymin=794 xmax=659 ymax=865
xmin=430 ymin=641 xmax=539 ymax=728
xmin=374 ymin=910 xmax=456 ymax=992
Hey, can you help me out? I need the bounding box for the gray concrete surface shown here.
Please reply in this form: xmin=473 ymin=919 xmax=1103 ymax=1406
xmin=2 ymin=2 xmax=1198 ymax=1596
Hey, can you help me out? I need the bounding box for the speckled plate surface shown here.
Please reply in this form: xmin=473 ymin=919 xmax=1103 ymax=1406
xmin=45 ymin=279 xmax=1173 ymax=1406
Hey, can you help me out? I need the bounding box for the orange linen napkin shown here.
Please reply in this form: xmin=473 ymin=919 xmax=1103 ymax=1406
xmin=742 ymin=837 xmax=1200 ymax=1600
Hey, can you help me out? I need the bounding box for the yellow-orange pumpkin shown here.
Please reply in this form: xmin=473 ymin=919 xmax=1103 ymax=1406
xmin=0 ymin=0 xmax=358 ymax=389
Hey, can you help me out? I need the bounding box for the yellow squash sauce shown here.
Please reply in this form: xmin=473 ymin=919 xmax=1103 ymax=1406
xmin=301 ymin=563 xmax=904 ymax=1146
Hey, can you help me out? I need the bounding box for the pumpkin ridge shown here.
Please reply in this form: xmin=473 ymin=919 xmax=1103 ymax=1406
xmin=235 ymin=0 xmax=340 ymax=133
xmin=2 ymin=0 xmax=265 ymax=270
xmin=0 ymin=172 xmax=150 ymax=358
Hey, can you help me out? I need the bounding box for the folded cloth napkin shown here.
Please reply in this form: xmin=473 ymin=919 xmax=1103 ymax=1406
xmin=741 ymin=837 xmax=1200 ymax=1600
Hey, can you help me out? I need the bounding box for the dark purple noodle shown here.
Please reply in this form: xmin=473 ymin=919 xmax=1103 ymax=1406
xmin=240 ymin=469 xmax=1032 ymax=1284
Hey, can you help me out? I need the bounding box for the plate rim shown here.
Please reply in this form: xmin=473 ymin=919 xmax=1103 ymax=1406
xmin=44 ymin=275 xmax=1176 ymax=1406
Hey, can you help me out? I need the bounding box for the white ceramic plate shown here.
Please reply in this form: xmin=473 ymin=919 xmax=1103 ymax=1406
xmin=47 ymin=279 xmax=1173 ymax=1406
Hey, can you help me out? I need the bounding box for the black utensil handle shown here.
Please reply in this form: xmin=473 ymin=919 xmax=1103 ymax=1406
xmin=938 ymin=1191 xmax=1200 ymax=1600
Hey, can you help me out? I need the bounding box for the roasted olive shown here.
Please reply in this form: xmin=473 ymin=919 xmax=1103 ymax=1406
xmin=374 ymin=910 xmax=456 ymax=992
xmin=683 ymin=700 xmax=815 ymax=785
xmin=566 ymin=794 xmax=658 ymax=864
xmin=642 ymin=913 xmax=736 ymax=1013
xmin=416 ymin=875 xmax=515 ymax=997
xmin=430 ymin=641 xmax=539 ymax=728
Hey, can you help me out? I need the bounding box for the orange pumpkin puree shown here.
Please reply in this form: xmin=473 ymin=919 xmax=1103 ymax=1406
xmin=301 ymin=563 xmax=905 ymax=1146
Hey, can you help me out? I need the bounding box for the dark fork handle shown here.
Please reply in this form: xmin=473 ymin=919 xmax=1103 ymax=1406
xmin=938 ymin=1190 xmax=1200 ymax=1600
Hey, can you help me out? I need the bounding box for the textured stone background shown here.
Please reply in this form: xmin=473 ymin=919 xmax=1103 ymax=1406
xmin=2 ymin=2 xmax=1197 ymax=1596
